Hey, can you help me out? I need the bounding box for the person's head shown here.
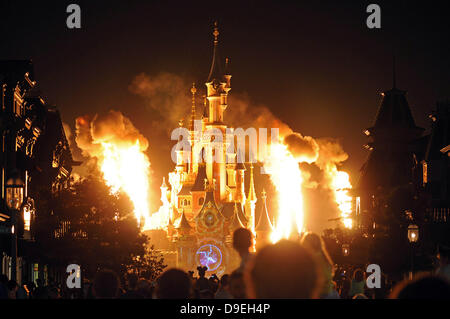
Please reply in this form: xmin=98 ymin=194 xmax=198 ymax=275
xmin=92 ymin=269 xmax=120 ymax=299
xmin=233 ymin=228 xmax=253 ymax=256
xmin=390 ymin=274 xmax=450 ymax=299
xmin=220 ymin=274 xmax=230 ymax=289
xmin=353 ymin=293 xmax=368 ymax=299
xmin=197 ymin=266 xmax=207 ymax=278
xmin=353 ymin=268 xmax=364 ymax=282
xmin=247 ymin=240 xmax=322 ymax=299
xmin=7 ymin=280 xmax=18 ymax=291
xmin=438 ymin=245 xmax=450 ymax=265
xmin=0 ymin=274 xmax=8 ymax=285
xmin=126 ymin=273 xmax=139 ymax=290
xmin=229 ymin=271 xmax=247 ymax=299
xmin=301 ymin=232 xmax=333 ymax=267
xmin=156 ymin=268 xmax=191 ymax=299
xmin=136 ymin=279 xmax=153 ymax=298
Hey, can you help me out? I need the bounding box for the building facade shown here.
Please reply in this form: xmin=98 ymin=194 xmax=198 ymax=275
xmin=0 ymin=60 xmax=77 ymax=284
xmin=148 ymin=23 xmax=273 ymax=275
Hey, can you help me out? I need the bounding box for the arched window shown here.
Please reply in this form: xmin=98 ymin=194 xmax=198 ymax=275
xmin=198 ymin=197 xmax=204 ymax=206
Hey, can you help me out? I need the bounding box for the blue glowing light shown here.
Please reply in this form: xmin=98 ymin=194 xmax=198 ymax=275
xmin=195 ymin=244 xmax=223 ymax=271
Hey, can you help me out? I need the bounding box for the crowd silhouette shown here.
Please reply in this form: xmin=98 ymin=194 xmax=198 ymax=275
xmin=1 ymin=228 xmax=450 ymax=299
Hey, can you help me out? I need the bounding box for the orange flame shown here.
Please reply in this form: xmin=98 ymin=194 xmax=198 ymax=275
xmin=99 ymin=140 xmax=152 ymax=229
xmin=262 ymin=142 xmax=305 ymax=243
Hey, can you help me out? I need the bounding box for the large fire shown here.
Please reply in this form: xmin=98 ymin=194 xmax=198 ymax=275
xmin=99 ymin=140 xmax=152 ymax=229
xmin=262 ymin=142 xmax=305 ymax=243
xmin=75 ymin=111 xmax=153 ymax=229
xmin=330 ymin=169 xmax=353 ymax=228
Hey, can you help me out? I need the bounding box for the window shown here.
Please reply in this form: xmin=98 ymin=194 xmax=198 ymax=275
xmin=198 ymin=197 xmax=204 ymax=206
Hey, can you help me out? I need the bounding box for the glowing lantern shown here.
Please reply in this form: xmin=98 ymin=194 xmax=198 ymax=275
xmin=342 ymin=244 xmax=350 ymax=256
xmin=408 ymin=224 xmax=419 ymax=243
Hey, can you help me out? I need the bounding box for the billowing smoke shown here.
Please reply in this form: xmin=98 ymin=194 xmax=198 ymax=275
xmin=75 ymin=110 xmax=149 ymax=158
xmin=283 ymin=133 xmax=319 ymax=164
xmin=74 ymin=110 xmax=153 ymax=228
xmin=129 ymin=72 xmax=191 ymax=132
xmin=127 ymin=71 xmax=352 ymax=232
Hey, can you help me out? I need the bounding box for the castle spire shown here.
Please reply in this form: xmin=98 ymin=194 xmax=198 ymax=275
xmin=247 ymin=163 xmax=257 ymax=202
xmin=256 ymin=189 xmax=273 ymax=232
xmin=189 ymin=83 xmax=196 ymax=131
xmin=207 ymin=21 xmax=223 ymax=83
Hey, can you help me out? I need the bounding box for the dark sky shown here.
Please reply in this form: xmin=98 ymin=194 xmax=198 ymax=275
xmin=1 ymin=0 xmax=449 ymax=187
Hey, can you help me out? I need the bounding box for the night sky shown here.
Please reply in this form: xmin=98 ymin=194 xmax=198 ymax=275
xmin=1 ymin=0 xmax=449 ymax=190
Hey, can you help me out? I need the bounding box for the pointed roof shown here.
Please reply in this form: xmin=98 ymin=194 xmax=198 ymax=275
xmin=256 ymin=189 xmax=273 ymax=232
xmin=370 ymin=88 xmax=419 ymax=130
xmin=191 ymin=162 xmax=207 ymax=191
xmin=176 ymin=211 xmax=192 ymax=230
xmin=206 ymin=21 xmax=223 ymax=83
xmin=189 ymin=83 xmax=197 ymax=131
xmin=247 ymin=163 xmax=257 ymax=202
xmin=230 ymin=203 xmax=246 ymax=230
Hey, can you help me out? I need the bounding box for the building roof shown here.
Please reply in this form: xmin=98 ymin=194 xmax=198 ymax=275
xmin=368 ymin=87 xmax=424 ymax=135
xmin=178 ymin=183 xmax=193 ymax=196
xmin=255 ymin=190 xmax=273 ymax=232
xmin=191 ymin=163 xmax=207 ymax=191
xmin=175 ymin=211 xmax=192 ymax=230
xmin=229 ymin=203 xmax=246 ymax=230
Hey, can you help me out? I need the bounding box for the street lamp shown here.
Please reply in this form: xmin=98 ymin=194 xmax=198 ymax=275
xmin=408 ymin=224 xmax=419 ymax=243
xmin=5 ymin=172 xmax=24 ymax=281
xmin=407 ymin=224 xmax=419 ymax=280
xmin=342 ymin=244 xmax=350 ymax=257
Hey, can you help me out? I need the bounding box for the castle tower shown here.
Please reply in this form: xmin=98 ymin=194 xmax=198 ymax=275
xmin=204 ymin=21 xmax=231 ymax=202
xmin=255 ymin=189 xmax=273 ymax=251
xmin=245 ymin=163 xmax=257 ymax=234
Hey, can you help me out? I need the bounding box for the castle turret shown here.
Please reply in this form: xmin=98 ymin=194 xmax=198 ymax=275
xmin=255 ymin=189 xmax=273 ymax=250
xmin=245 ymin=163 xmax=257 ymax=234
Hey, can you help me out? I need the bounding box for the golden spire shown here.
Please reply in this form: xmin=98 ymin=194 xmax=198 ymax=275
xmin=213 ymin=21 xmax=219 ymax=45
xmin=247 ymin=163 xmax=257 ymax=202
xmin=189 ymin=83 xmax=196 ymax=130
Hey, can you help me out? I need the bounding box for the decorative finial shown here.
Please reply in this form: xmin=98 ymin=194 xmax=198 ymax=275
xmin=213 ymin=21 xmax=219 ymax=45
xmin=261 ymin=189 xmax=267 ymax=200
xmin=190 ymin=83 xmax=196 ymax=130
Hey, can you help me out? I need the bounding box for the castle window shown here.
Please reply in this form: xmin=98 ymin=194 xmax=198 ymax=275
xmin=199 ymin=197 xmax=204 ymax=206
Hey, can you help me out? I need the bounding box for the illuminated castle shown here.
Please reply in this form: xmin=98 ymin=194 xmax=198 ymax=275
xmin=155 ymin=22 xmax=273 ymax=275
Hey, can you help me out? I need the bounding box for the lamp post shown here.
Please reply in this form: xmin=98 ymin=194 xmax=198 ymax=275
xmin=342 ymin=243 xmax=350 ymax=257
xmin=407 ymin=224 xmax=419 ymax=280
xmin=5 ymin=172 xmax=24 ymax=281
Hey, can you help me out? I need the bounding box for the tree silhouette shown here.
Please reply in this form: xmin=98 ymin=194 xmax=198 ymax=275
xmin=33 ymin=175 xmax=165 ymax=280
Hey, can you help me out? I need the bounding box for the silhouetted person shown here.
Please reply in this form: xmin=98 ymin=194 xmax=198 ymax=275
xmin=233 ymin=228 xmax=254 ymax=273
xmin=229 ymin=271 xmax=247 ymax=299
xmin=215 ymin=274 xmax=232 ymax=299
xmin=301 ymin=232 xmax=336 ymax=298
xmin=349 ymin=268 xmax=366 ymax=298
xmin=247 ymin=240 xmax=322 ymax=299
xmin=7 ymin=280 xmax=18 ymax=299
xmin=92 ymin=269 xmax=120 ymax=299
xmin=194 ymin=266 xmax=210 ymax=297
xmin=33 ymin=278 xmax=48 ymax=299
xmin=136 ymin=279 xmax=153 ymax=298
xmin=437 ymin=245 xmax=450 ymax=281
xmin=156 ymin=268 xmax=191 ymax=299
xmin=390 ymin=274 xmax=450 ymax=299
xmin=121 ymin=273 xmax=142 ymax=299
xmin=0 ymin=275 xmax=8 ymax=299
